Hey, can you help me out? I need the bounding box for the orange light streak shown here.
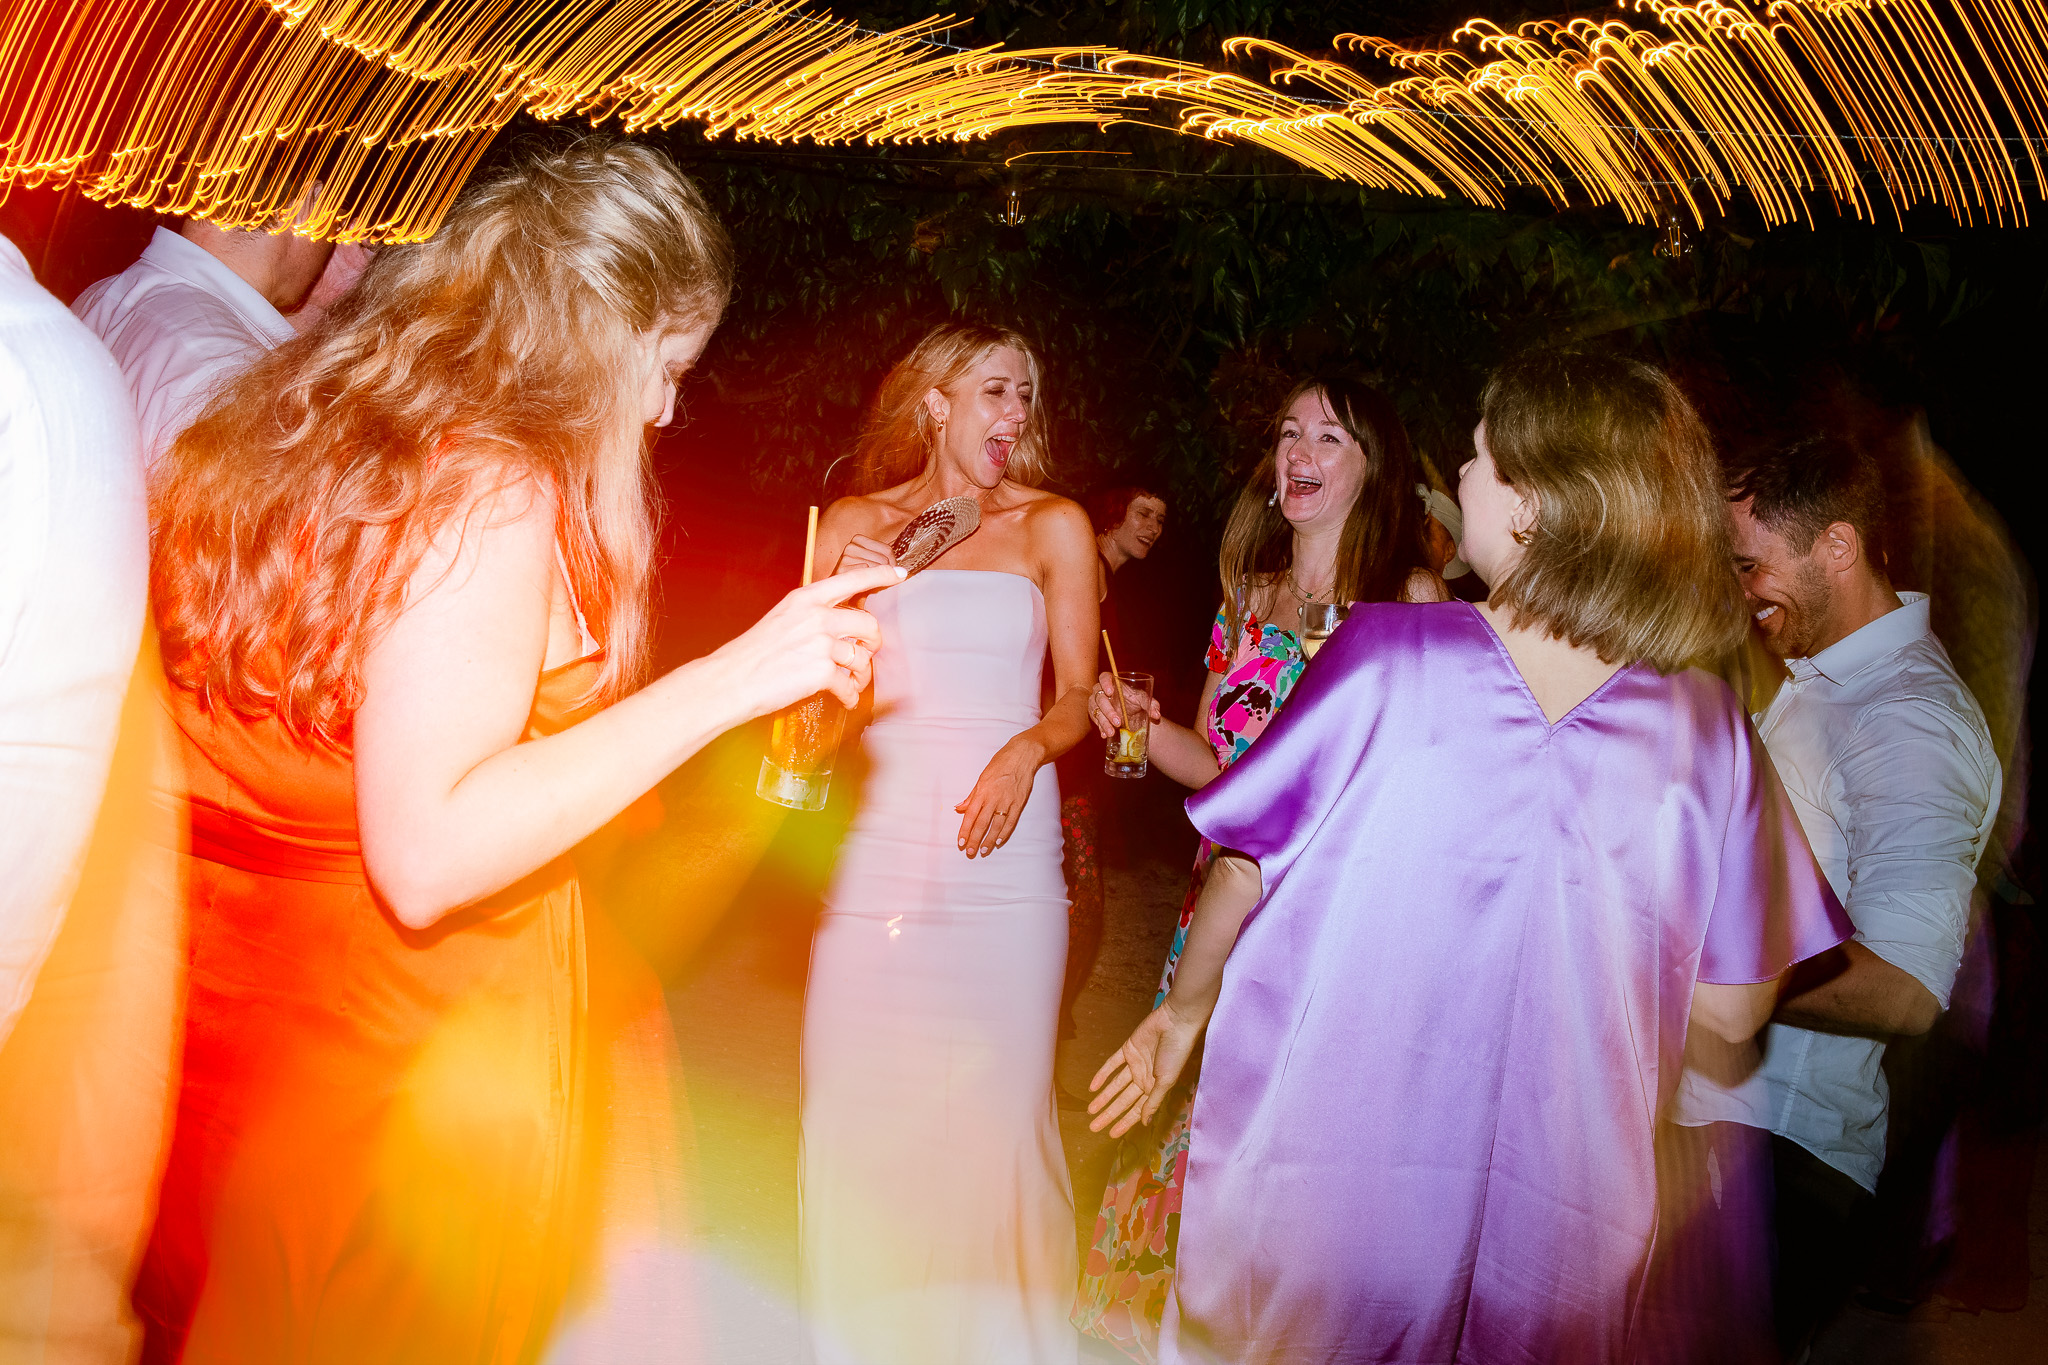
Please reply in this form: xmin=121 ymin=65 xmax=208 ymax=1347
xmin=10 ymin=0 xmax=2048 ymax=240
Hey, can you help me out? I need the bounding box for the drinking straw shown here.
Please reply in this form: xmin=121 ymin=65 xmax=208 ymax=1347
xmin=801 ymin=505 xmax=819 ymax=587
xmin=1101 ymin=630 xmax=1130 ymax=729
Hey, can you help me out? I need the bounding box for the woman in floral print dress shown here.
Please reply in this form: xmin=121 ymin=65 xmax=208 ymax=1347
xmin=1070 ymin=377 xmax=1447 ymax=1362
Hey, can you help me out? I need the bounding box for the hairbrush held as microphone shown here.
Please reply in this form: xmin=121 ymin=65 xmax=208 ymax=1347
xmin=890 ymin=497 xmax=982 ymax=573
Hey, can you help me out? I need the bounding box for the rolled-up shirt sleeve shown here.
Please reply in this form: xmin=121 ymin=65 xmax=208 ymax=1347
xmin=1829 ymin=696 xmax=2000 ymax=1009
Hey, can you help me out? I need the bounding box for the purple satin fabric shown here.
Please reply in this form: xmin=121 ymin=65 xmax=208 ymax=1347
xmin=1165 ymin=602 xmax=1850 ymax=1365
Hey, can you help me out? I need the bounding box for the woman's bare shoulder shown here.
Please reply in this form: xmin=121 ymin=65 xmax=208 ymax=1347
xmin=819 ymin=491 xmax=903 ymax=538
xmin=1016 ymin=489 xmax=1095 ymax=554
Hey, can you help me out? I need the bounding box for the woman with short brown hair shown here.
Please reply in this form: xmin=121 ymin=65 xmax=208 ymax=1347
xmin=1090 ymin=350 xmax=1852 ymax=1365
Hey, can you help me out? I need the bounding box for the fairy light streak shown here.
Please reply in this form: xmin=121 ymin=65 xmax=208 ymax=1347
xmin=14 ymin=0 xmax=2048 ymax=240
xmin=0 ymin=0 xmax=1150 ymax=238
xmin=1140 ymin=0 xmax=2048 ymax=227
xmin=1950 ymin=0 xmax=2048 ymax=187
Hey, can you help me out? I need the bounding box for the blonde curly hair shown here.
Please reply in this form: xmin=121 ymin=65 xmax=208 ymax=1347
xmin=153 ymin=138 xmax=733 ymax=742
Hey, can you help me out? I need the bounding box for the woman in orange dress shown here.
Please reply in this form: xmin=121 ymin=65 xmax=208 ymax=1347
xmin=133 ymin=140 xmax=902 ymax=1365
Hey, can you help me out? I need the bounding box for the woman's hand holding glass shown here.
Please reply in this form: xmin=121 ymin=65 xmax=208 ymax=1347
xmin=712 ymin=564 xmax=903 ymax=715
xmin=1088 ymin=670 xmax=1163 ymax=738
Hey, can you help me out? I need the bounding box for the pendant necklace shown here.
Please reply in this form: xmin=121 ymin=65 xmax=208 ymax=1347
xmin=1288 ymin=566 xmax=1336 ymax=604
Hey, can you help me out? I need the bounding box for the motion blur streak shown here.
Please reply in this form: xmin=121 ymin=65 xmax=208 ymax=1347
xmin=0 ymin=0 xmax=1138 ymax=241
xmin=1137 ymin=0 xmax=2048 ymax=227
xmin=15 ymin=0 xmax=2048 ymax=241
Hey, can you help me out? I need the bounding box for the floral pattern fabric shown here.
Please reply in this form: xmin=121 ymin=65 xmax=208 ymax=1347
xmin=1058 ymin=792 xmax=1105 ymax=1039
xmin=1071 ymin=603 xmax=1306 ymax=1363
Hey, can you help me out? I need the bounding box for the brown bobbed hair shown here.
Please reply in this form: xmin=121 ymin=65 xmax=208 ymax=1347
xmin=1481 ymin=350 xmax=1746 ymax=671
xmin=1218 ymin=377 xmax=1429 ymax=647
xmin=849 ymin=321 xmax=1047 ymax=493
xmin=152 ymin=138 xmax=734 ymax=743
xmin=1086 ymin=484 xmax=1167 ymax=535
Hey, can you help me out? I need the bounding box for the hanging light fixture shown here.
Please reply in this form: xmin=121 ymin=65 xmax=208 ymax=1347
xmin=1653 ymin=205 xmax=1693 ymax=259
xmin=995 ymin=186 xmax=1030 ymax=227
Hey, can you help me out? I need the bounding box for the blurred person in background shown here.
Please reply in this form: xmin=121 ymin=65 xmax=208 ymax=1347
xmin=1052 ymin=485 xmax=1168 ymax=1069
xmin=133 ymin=139 xmax=897 ymax=1364
xmin=0 ymin=228 xmax=152 ymax=1364
xmin=1093 ymin=485 xmax=1166 ymax=578
xmin=1673 ymin=433 xmax=2001 ymax=1358
xmin=1091 ymin=350 xmax=1851 ymax=1365
xmin=1071 ymin=378 xmax=1443 ymax=1363
xmin=72 ymin=198 xmax=366 ymax=468
xmin=1417 ymin=481 xmax=1471 ymax=583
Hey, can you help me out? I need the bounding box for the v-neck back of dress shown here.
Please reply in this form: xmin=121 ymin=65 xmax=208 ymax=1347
xmin=1169 ymin=599 xmax=1849 ymax=1365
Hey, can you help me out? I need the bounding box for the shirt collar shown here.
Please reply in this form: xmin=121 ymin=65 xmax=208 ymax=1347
xmin=1796 ymin=591 xmax=1930 ymax=685
xmin=0 ymin=233 xmax=31 ymax=286
xmin=139 ymin=227 xmax=295 ymax=345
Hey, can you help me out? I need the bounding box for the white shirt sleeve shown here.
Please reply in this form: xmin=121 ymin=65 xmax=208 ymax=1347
xmin=0 ymin=252 xmax=147 ymax=1046
xmin=1830 ymin=694 xmax=2000 ymax=1008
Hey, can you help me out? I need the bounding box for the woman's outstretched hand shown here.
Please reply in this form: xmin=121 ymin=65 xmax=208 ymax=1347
xmin=711 ymin=564 xmax=904 ymax=715
xmin=1088 ymin=670 xmax=1164 ymax=738
xmin=954 ymin=735 xmax=1044 ymax=858
xmin=1087 ymin=1002 xmax=1205 ymax=1137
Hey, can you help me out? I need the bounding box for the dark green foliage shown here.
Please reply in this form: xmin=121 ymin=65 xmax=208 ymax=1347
xmin=482 ymin=1 xmax=2048 ymax=540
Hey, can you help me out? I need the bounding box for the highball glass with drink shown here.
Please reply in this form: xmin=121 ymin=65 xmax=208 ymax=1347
xmin=1103 ymin=671 xmax=1153 ymax=779
xmin=1300 ymin=602 xmax=1349 ymax=659
xmin=757 ymin=693 xmax=848 ymax=811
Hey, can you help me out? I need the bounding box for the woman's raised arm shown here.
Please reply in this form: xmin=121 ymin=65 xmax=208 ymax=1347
xmin=354 ymin=476 xmax=901 ymax=929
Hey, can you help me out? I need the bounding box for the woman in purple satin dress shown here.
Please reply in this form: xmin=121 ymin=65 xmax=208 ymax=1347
xmin=1072 ymin=379 xmax=1444 ymax=1364
xmin=1087 ymin=351 xmax=1853 ymax=1364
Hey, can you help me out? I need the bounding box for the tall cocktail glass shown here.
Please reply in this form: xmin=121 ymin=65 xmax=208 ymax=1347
xmin=757 ymin=693 xmax=848 ymax=811
xmin=1103 ymin=672 xmax=1153 ymax=779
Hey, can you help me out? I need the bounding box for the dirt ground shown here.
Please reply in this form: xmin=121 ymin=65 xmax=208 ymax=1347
xmin=663 ymin=851 xmax=2047 ymax=1363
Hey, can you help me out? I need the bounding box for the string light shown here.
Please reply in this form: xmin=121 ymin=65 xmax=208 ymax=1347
xmin=9 ymin=0 xmax=2048 ymax=239
xmin=0 ymin=0 xmax=1141 ymax=241
xmin=1132 ymin=0 xmax=2048 ymax=227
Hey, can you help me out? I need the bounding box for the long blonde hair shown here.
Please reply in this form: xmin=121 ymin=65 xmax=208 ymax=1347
xmin=1218 ymin=377 xmax=1430 ymax=649
xmin=152 ymin=138 xmax=734 ymax=743
xmin=850 ymin=321 xmax=1048 ymax=493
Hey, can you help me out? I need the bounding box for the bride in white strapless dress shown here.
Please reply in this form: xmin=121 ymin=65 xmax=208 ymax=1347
xmin=803 ymin=324 xmax=1101 ymax=1365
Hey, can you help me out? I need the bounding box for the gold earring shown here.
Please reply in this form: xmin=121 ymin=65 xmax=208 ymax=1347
xmin=1511 ymin=525 xmax=1536 ymax=546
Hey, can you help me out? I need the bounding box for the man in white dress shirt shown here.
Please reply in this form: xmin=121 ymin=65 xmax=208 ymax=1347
xmin=0 ymin=229 xmax=151 ymax=1359
xmin=1676 ymin=433 xmax=2001 ymax=1356
xmin=73 ymin=215 xmax=331 ymax=468
xmin=0 ymin=233 xmax=146 ymax=1047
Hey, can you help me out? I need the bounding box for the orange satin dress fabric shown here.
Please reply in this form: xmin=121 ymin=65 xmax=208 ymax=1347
xmin=134 ymin=660 xmax=689 ymax=1365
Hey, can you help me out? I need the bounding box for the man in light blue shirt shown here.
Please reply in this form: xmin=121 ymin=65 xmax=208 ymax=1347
xmin=1675 ymin=434 xmax=2001 ymax=1357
